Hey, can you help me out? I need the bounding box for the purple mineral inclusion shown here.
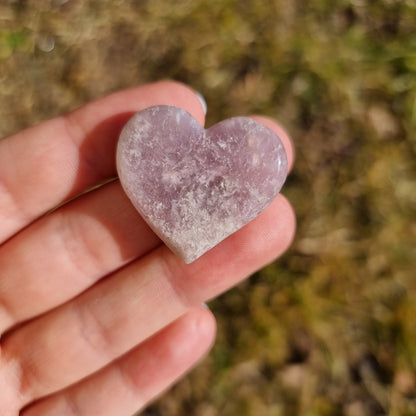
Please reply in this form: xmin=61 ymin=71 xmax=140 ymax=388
xmin=116 ymin=105 xmax=288 ymax=263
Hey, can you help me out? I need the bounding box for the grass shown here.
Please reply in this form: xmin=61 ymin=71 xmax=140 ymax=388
xmin=1 ymin=1 xmax=415 ymax=415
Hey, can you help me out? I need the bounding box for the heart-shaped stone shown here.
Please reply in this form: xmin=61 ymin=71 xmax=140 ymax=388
xmin=116 ymin=105 xmax=288 ymax=263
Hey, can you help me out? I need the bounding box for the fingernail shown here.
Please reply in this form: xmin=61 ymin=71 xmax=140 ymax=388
xmin=195 ymin=91 xmax=207 ymax=115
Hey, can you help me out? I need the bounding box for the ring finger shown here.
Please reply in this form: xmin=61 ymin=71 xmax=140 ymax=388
xmin=22 ymin=306 xmax=216 ymax=416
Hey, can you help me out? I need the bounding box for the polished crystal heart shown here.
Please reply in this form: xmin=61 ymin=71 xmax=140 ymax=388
xmin=116 ymin=105 xmax=288 ymax=263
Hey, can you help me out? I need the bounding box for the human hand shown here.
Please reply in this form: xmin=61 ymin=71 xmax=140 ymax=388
xmin=0 ymin=81 xmax=295 ymax=415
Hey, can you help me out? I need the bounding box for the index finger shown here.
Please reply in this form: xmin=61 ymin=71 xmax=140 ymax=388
xmin=0 ymin=81 xmax=206 ymax=243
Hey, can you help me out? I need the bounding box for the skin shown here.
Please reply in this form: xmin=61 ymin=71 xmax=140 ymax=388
xmin=0 ymin=81 xmax=296 ymax=416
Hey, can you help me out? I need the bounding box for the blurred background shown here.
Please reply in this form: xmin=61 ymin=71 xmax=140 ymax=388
xmin=1 ymin=1 xmax=415 ymax=415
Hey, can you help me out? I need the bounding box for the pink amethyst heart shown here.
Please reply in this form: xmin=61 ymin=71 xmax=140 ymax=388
xmin=116 ymin=105 xmax=288 ymax=263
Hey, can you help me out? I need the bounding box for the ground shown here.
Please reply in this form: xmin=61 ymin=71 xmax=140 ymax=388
xmin=1 ymin=1 xmax=415 ymax=415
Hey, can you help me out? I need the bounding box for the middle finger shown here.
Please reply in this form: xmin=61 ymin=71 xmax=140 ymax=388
xmin=0 ymin=181 xmax=160 ymax=333
xmin=0 ymin=117 xmax=294 ymax=334
xmin=3 ymin=193 xmax=295 ymax=408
